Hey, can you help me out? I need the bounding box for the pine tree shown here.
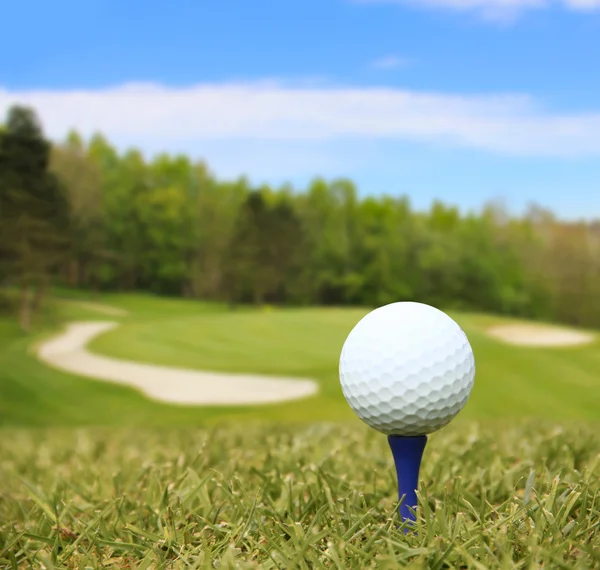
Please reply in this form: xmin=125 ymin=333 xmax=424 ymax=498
xmin=0 ymin=105 xmax=69 ymax=331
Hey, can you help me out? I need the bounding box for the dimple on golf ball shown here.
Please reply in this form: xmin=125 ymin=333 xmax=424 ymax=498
xmin=339 ymin=302 xmax=475 ymax=436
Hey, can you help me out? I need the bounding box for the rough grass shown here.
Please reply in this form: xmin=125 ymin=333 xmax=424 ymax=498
xmin=1 ymin=421 xmax=599 ymax=568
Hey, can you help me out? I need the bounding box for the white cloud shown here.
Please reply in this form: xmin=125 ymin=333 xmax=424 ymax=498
xmin=354 ymin=0 xmax=600 ymax=20
xmin=371 ymin=55 xmax=413 ymax=69
xmin=1 ymin=82 xmax=600 ymax=163
xmin=566 ymin=0 xmax=600 ymax=9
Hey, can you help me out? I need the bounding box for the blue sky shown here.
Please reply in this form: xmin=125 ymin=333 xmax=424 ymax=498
xmin=1 ymin=0 xmax=599 ymax=219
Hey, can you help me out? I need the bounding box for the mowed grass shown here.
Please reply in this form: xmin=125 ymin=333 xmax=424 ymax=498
xmin=1 ymin=421 xmax=599 ymax=568
xmin=1 ymin=291 xmax=600 ymax=427
xmin=90 ymin=295 xmax=600 ymax=421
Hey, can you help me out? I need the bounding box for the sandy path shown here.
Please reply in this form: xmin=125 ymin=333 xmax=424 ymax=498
xmin=36 ymin=321 xmax=319 ymax=405
xmin=487 ymin=324 xmax=595 ymax=347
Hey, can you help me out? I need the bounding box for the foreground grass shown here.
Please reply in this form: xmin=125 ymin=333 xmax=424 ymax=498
xmin=1 ymin=421 xmax=599 ymax=568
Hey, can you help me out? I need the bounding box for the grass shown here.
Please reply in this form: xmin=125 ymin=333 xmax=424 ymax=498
xmin=1 ymin=290 xmax=600 ymax=427
xmin=1 ymin=291 xmax=599 ymax=566
xmin=90 ymin=302 xmax=600 ymax=421
xmin=1 ymin=421 xmax=599 ymax=568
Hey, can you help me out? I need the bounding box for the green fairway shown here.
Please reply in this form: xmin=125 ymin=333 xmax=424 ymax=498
xmin=2 ymin=421 xmax=599 ymax=568
xmin=91 ymin=301 xmax=600 ymax=422
xmin=1 ymin=292 xmax=599 ymax=427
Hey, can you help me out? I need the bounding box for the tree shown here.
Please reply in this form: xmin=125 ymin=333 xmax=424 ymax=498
xmin=100 ymin=146 xmax=147 ymax=291
xmin=0 ymin=105 xmax=69 ymax=330
xmin=225 ymin=191 xmax=271 ymax=304
xmin=187 ymin=173 xmax=246 ymax=300
xmin=10 ymin=105 xmax=599 ymax=330
xmin=298 ymin=178 xmax=354 ymax=304
xmin=50 ymin=132 xmax=106 ymax=293
xmin=262 ymin=197 xmax=308 ymax=303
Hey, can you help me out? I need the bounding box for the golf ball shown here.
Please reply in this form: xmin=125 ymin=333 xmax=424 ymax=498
xmin=339 ymin=302 xmax=475 ymax=436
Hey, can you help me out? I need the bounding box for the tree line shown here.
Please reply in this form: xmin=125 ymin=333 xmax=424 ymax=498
xmin=1 ymin=104 xmax=599 ymax=331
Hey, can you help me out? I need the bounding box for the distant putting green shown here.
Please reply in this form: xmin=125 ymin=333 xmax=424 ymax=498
xmin=1 ymin=292 xmax=599 ymax=427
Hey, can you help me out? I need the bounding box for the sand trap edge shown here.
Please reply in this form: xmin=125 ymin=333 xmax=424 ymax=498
xmin=487 ymin=324 xmax=595 ymax=347
xmin=35 ymin=321 xmax=320 ymax=406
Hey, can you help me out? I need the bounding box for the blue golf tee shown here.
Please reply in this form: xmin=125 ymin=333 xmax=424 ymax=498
xmin=388 ymin=435 xmax=427 ymax=526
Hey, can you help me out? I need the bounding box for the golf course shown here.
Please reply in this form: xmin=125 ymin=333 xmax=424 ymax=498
xmin=2 ymin=292 xmax=600 ymax=427
xmin=1 ymin=293 xmax=599 ymax=567
xmin=2 ymin=24 xmax=600 ymax=564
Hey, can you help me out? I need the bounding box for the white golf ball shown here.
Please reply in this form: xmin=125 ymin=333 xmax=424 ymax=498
xmin=339 ymin=302 xmax=475 ymax=436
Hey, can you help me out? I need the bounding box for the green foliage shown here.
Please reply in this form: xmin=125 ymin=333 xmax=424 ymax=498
xmin=226 ymin=191 xmax=308 ymax=304
xmin=1 ymin=421 xmax=598 ymax=568
xmin=3 ymin=105 xmax=600 ymax=329
xmin=0 ymin=106 xmax=70 ymax=330
xmin=50 ymin=130 xmax=600 ymax=328
xmin=49 ymin=130 xmax=106 ymax=291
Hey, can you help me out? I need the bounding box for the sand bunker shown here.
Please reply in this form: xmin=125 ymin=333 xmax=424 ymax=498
xmin=487 ymin=324 xmax=595 ymax=347
xmin=36 ymin=321 xmax=319 ymax=405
